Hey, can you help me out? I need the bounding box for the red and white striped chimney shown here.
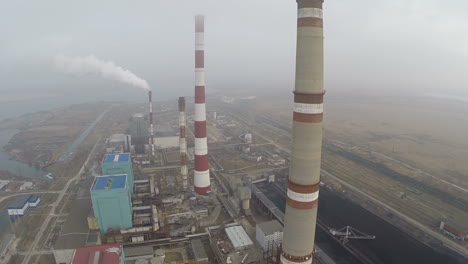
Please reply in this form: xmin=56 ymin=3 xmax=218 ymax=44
xmin=148 ymin=91 xmax=155 ymax=156
xmin=179 ymin=97 xmax=188 ymax=189
xmin=281 ymin=1 xmax=325 ymax=263
xmin=194 ymin=15 xmax=211 ymax=195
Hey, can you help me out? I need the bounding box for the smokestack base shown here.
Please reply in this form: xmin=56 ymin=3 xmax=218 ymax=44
xmin=194 ymin=185 xmax=211 ymax=195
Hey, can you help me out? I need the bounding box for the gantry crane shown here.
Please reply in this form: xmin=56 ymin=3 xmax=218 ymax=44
xmin=329 ymin=226 xmax=376 ymax=244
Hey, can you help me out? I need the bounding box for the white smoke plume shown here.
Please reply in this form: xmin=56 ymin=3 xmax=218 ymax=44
xmin=55 ymin=54 xmax=150 ymax=91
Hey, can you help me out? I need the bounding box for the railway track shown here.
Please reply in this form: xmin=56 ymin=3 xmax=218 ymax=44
xmin=267 ymin=181 xmax=378 ymax=264
xmin=224 ymin=107 xmax=468 ymax=260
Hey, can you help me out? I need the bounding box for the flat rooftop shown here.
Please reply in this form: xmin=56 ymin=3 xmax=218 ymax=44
xmin=92 ymin=175 xmax=127 ymax=191
xmin=109 ymin=134 xmax=126 ymax=143
xmin=225 ymin=225 xmax=253 ymax=249
xmin=71 ymin=244 xmax=123 ymax=264
xmin=123 ymin=245 xmax=154 ymax=258
xmin=29 ymin=195 xmax=40 ymax=202
xmin=7 ymin=195 xmax=31 ymax=209
xmin=257 ymin=220 xmax=283 ymax=236
xmin=191 ymin=239 xmax=208 ymax=261
xmin=103 ymin=153 xmax=130 ymax=163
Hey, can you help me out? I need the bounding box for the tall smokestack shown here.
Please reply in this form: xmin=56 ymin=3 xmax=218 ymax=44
xmin=179 ymin=97 xmax=188 ymax=189
xmin=281 ymin=1 xmax=324 ymax=263
xmin=193 ymin=15 xmax=211 ymax=195
xmin=148 ymin=91 xmax=155 ymax=157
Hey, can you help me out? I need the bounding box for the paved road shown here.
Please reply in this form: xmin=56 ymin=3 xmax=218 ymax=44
xmin=17 ymin=250 xmax=52 ymax=256
xmin=0 ymin=191 xmax=60 ymax=204
xmin=21 ymin=139 xmax=99 ymax=264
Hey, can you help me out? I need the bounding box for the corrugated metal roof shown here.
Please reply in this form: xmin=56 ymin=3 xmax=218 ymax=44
xmin=225 ymin=225 xmax=253 ymax=249
xmin=442 ymin=221 xmax=468 ymax=234
xmin=103 ymin=153 xmax=130 ymax=163
xmin=71 ymin=244 xmax=123 ymax=264
xmin=92 ymin=175 xmax=127 ymax=190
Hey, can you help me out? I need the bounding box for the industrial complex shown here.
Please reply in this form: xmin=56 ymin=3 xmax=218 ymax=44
xmin=2 ymin=1 xmax=468 ymax=264
xmin=45 ymin=9 xmax=331 ymax=263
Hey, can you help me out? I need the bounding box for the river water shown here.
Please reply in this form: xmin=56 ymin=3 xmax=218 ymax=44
xmin=0 ymin=108 xmax=107 ymax=180
xmin=0 ymin=129 xmax=46 ymax=179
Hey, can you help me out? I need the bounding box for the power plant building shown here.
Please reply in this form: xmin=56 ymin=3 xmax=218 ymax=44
xmin=71 ymin=244 xmax=126 ymax=264
xmin=225 ymin=225 xmax=253 ymax=251
xmin=129 ymin=113 xmax=149 ymax=154
xmin=91 ymin=175 xmax=133 ymax=234
xmin=106 ymin=134 xmax=130 ymax=154
xmin=102 ymin=153 xmax=134 ymax=194
xmin=154 ymin=137 xmax=179 ymax=149
xmin=256 ymin=220 xmax=283 ymax=251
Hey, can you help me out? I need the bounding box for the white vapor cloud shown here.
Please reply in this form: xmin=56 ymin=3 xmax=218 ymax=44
xmin=54 ymin=54 xmax=150 ymax=91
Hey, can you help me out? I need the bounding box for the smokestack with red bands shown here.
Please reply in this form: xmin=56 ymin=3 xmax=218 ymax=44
xmin=193 ymin=15 xmax=211 ymax=195
xmin=148 ymin=91 xmax=155 ymax=157
xmin=179 ymin=97 xmax=188 ymax=189
xmin=281 ymin=1 xmax=325 ymax=263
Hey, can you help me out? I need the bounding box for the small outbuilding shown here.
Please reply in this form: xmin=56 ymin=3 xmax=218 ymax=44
xmin=440 ymin=221 xmax=468 ymax=241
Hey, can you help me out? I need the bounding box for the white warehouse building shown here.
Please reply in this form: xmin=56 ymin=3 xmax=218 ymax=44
xmin=256 ymin=220 xmax=283 ymax=251
xmin=225 ymin=225 xmax=253 ymax=251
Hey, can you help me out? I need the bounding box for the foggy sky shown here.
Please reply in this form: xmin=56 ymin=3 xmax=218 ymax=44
xmin=1 ymin=0 xmax=467 ymax=103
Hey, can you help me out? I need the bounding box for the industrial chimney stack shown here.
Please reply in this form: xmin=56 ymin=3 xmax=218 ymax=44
xmin=281 ymin=0 xmax=324 ymax=263
xmin=179 ymin=97 xmax=188 ymax=189
xmin=148 ymin=91 xmax=155 ymax=157
xmin=193 ymin=15 xmax=211 ymax=195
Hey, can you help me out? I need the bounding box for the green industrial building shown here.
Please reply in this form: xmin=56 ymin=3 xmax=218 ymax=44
xmin=129 ymin=113 xmax=149 ymax=138
xmin=91 ymin=175 xmax=133 ymax=234
xmin=129 ymin=113 xmax=149 ymax=154
xmin=102 ymin=153 xmax=134 ymax=193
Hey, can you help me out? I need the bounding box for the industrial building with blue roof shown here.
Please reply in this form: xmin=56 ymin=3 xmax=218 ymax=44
xmin=91 ymin=175 xmax=133 ymax=233
xmin=103 ymin=153 xmax=130 ymax=163
xmin=102 ymin=153 xmax=133 ymax=193
xmin=93 ymin=174 xmax=127 ymax=190
xmin=7 ymin=195 xmax=41 ymax=217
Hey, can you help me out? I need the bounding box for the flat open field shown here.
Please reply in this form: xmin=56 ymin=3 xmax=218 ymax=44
xmin=255 ymin=95 xmax=468 ymax=190
xmin=0 ymin=101 xmax=141 ymax=170
xmin=1 ymin=102 xmax=110 ymax=167
xmin=322 ymin=144 xmax=468 ymax=231
xmin=242 ymin=95 xmax=468 ymax=253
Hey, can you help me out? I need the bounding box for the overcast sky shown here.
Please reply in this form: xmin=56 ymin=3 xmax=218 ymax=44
xmin=1 ymin=0 xmax=467 ymax=103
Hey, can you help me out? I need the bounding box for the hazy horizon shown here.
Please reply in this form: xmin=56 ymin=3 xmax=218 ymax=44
xmin=1 ymin=0 xmax=467 ymax=107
